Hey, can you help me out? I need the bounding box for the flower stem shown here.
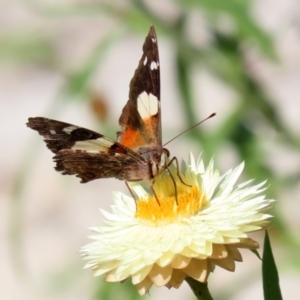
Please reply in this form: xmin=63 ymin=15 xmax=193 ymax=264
xmin=185 ymin=277 xmax=214 ymax=300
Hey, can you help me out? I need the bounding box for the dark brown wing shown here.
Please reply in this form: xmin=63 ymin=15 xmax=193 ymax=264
xmin=27 ymin=117 xmax=146 ymax=183
xmin=27 ymin=117 xmax=104 ymax=153
xmin=117 ymin=26 xmax=161 ymax=151
xmin=53 ymin=150 xmax=147 ymax=183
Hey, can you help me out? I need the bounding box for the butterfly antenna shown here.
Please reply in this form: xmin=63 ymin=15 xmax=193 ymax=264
xmin=162 ymin=113 xmax=216 ymax=147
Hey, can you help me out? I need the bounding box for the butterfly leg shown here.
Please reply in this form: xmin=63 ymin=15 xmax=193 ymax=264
xmin=126 ymin=181 xmax=161 ymax=207
xmin=167 ymin=156 xmax=192 ymax=188
xmin=151 ymin=181 xmax=161 ymax=206
xmin=164 ymin=166 xmax=179 ymax=204
xmin=165 ymin=156 xmax=192 ymax=204
xmin=125 ymin=181 xmax=138 ymax=209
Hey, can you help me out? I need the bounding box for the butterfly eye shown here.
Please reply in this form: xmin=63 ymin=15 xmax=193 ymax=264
xmin=153 ymin=153 xmax=161 ymax=162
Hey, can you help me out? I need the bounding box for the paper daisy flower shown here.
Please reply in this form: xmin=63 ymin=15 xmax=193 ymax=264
xmin=81 ymin=154 xmax=274 ymax=295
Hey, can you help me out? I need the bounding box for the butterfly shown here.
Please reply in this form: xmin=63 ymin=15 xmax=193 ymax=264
xmin=27 ymin=26 xmax=182 ymax=201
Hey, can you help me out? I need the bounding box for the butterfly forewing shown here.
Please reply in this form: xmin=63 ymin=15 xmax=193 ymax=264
xmin=27 ymin=117 xmax=104 ymax=153
xmin=117 ymin=26 xmax=161 ymax=150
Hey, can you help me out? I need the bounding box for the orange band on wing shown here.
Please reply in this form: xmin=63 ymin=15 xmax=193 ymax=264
xmin=119 ymin=116 xmax=158 ymax=150
xmin=119 ymin=126 xmax=146 ymax=150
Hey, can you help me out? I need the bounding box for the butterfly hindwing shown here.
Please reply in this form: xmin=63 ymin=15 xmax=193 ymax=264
xmin=54 ymin=149 xmax=146 ymax=183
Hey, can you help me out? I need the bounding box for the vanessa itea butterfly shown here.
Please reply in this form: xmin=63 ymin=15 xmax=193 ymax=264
xmin=27 ymin=26 xmax=177 ymax=199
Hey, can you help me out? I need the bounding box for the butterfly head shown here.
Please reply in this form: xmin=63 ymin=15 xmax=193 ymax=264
xmin=138 ymin=146 xmax=169 ymax=178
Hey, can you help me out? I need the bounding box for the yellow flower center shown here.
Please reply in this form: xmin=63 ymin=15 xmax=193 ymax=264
xmin=135 ymin=184 xmax=207 ymax=226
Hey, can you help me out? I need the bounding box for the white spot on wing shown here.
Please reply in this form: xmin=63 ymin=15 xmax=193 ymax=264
xmin=150 ymin=61 xmax=158 ymax=70
xmin=63 ymin=126 xmax=77 ymax=134
xmin=151 ymin=37 xmax=156 ymax=43
xmin=143 ymin=56 xmax=148 ymax=65
xmin=73 ymin=137 xmax=113 ymax=152
xmin=50 ymin=130 xmax=56 ymax=134
xmin=137 ymin=91 xmax=159 ymax=119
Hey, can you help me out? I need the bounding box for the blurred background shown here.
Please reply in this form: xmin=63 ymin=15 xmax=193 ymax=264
xmin=1 ymin=0 xmax=300 ymax=299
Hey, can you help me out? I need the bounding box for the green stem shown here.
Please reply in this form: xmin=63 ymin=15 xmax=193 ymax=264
xmin=185 ymin=277 xmax=214 ymax=300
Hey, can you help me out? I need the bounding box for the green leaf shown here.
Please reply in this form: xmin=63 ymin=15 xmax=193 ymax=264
xmin=0 ymin=32 xmax=55 ymax=66
xmin=176 ymin=0 xmax=276 ymax=59
xmin=93 ymin=279 xmax=142 ymax=300
xmin=262 ymin=231 xmax=283 ymax=300
xmin=26 ymin=1 xmax=117 ymax=17
xmin=65 ymin=28 xmax=121 ymax=99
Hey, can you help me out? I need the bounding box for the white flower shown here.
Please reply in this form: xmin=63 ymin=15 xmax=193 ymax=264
xmin=81 ymin=154 xmax=274 ymax=295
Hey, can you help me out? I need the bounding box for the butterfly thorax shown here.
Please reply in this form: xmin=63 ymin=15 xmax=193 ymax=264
xmin=138 ymin=146 xmax=169 ymax=178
